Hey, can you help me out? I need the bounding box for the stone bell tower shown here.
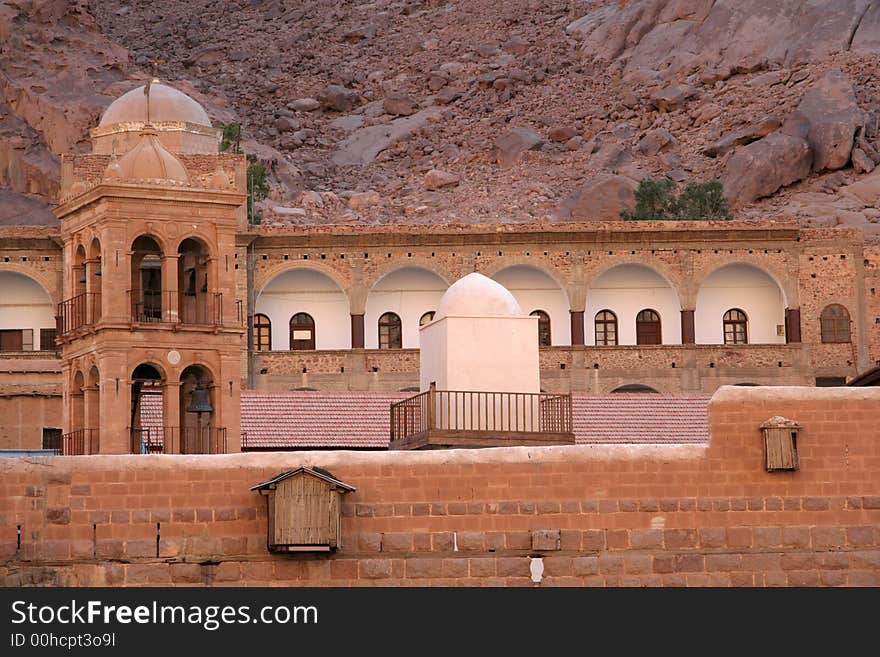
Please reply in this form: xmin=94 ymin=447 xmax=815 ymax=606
xmin=54 ymin=81 xmax=247 ymax=454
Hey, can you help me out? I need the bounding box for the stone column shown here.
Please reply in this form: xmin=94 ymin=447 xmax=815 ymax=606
xmin=570 ymin=310 xmax=585 ymax=346
xmin=680 ymin=310 xmax=695 ymax=344
xmin=351 ymin=314 xmax=365 ymax=349
xmin=785 ymin=307 xmax=801 ymax=344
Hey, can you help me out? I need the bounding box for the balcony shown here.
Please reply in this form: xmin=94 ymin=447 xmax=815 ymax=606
xmin=61 ymin=429 xmax=99 ymax=455
xmin=57 ymin=293 xmax=101 ymax=335
xmin=128 ymin=290 xmax=243 ymax=327
xmin=390 ymin=386 xmax=575 ymax=449
xmin=129 ymin=426 xmax=228 ymax=454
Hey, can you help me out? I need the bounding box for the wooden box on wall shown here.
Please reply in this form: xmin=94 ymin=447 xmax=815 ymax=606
xmin=251 ymin=467 xmax=356 ymax=552
xmin=760 ymin=416 xmax=801 ymax=472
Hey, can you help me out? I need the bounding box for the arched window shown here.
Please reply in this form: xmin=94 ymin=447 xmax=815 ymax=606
xmin=595 ymin=310 xmax=618 ymax=346
xmin=419 ymin=311 xmax=436 ymax=327
xmin=636 ymin=309 xmax=661 ymax=345
xmin=289 ymin=313 xmax=315 ymax=350
xmin=820 ymin=304 xmax=850 ymax=343
xmin=723 ymin=308 xmax=748 ymax=345
xmin=530 ymin=310 xmax=551 ymax=347
xmin=254 ymin=313 xmax=271 ymax=351
xmin=378 ymin=312 xmax=402 ymax=349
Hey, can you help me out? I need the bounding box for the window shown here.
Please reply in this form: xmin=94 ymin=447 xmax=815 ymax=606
xmin=595 ymin=310 xmax=618 ymax=346
xmin=289 ymin=313 xmax=315 ymax=350
xmin=636 ymin=309 xmax=661 ymax=345
xmin=42 ymin=428 xmax=62 ymax=452
xmin=40 ymin=328 xmax=56 ymax=352
xmin=820 ymin=304 xmax=850 ymax=343
xmin=0 ymin=329 xmax=32 ymax=351
xmin=419 ymin=311 xmax=435 ymax=327
xmin=530 ymin=310 xmax=551 ymax=347
xmin=254 ymin=314 xmax=271 ymax=351
xmin=816 ymin=376 xmax=847 ymax=387
xmin=723 ymin=308 xmax=748 ymax=345
xmin=378 ymin=312 xmax=402 ymax=349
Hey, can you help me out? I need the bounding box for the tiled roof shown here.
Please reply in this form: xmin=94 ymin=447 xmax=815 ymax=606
xmin=240 ymin=391 xmax=710 ymax=449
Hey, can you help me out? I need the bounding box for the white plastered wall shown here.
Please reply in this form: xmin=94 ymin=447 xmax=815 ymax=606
xmin=365 ymin=267 xmax=448 ymax=349
xmin=491 ymin=266 xmax=571 ymax=346
xmin=255 ymin=269 xmax=350 ymax=350
xmin=0 ymin=272 xmax=55 ymax=350
xmin=585 ymin=264 xmax=682 ymax=345
xmin=695 ymin=264 xmax=785 ymax=344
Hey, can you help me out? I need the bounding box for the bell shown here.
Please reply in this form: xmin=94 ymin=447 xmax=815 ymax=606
xmin=78 ymin=268 xmax=86 ymax=284
xmin=95 ymin=260 xmax=102 ymax=277
xmin=186 ymin=383 xmax=213 ymax=413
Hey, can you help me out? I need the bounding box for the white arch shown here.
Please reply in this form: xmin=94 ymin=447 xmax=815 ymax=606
xmin=491 ymin=265 xmax=571 ymax=346
xmin=255 ymin=268 xmax=350 ymax=350
xmin=0 ymin=271 xmax=56 ymax=351
xmin=365 ymin=267 xmax=448 ymax=349
xmin=695 ymin=264 xmax=785 ymax=345
xmin=586 ymin=264 xmax=681 ymax=345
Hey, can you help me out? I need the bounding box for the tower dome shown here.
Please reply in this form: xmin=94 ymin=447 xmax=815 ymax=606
xmin=435 ymin=272 xmax=523 ymax=319
xmin=98 ymin=82 xmax=211 ymax=127
xmin=91 ymin=81 xmax=221 ymax=155
xmin=103 ymin=125 xmax=190 ymax=185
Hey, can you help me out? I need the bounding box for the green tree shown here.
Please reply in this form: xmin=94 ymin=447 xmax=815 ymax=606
xmin=621 ymin=178 xmax=731 ymax=221
xmin=219 ymin=122 xmax=268 ymax=224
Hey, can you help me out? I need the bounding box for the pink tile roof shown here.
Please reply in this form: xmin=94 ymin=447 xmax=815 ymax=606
xmin=240 ymin=391 xmax=710 ymax=449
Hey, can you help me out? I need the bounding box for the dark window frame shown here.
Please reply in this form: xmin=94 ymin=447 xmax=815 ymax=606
xmin=289 ymin=312 xmax=316 ymax=350
xmin=378 ymin=312 xmax=402 ymax=350
xmin=723 ymin=308 xmax=748 ymax=345
xmin=530 ymin=310 xmax=552 ymax=347
xmin=254 ymin=313 xmax=272 ymax=351
xmin=820 ymin=304 xmax=851 ymax=344
xmin=595 ymin=310 xmax=618 ymax=346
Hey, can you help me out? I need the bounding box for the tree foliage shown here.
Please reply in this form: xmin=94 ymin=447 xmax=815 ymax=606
xmin=219 ymin=122 xmax=268 ymax=224
xmin=621 ymin=179 xmax=731 ymax=221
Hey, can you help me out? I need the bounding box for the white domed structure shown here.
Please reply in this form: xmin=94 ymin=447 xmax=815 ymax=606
xmin=435 ymin=272 xmax=523 ymax=319
xmin=91 ymin=81 xmax=222 ymax=155
xmin=420 ymin=272 xmax=540 ymax=394
xmin=103 ymin=126 xmax=190 ymax=185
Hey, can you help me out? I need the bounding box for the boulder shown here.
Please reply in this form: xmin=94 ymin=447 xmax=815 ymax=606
xmin=852 ymin=148 xmax=875 ymax=174
xmin=783 ymin=69 xmax=864 ymax=172
xmin=554 ymin=174 xmax=638 ymax=221
xmin=383 ymin=94 xmax=419 ymax=116
xmin=722 ymin=133 xmax=812 ymax=205
xmin=493 ymin=127 xmax=544 ymax=167
xmin=349 ymin=191 xmax=381 ymax=211
xmin=332 ymin=107 xmax=442 ymax=166
xmin=319 ymin=85 xmax=361 ymax=112
xmin=423 ymin=169 xmax=460 ymax=190
xmin=636 ymin=128 xmax=676 ymax=156
xmin=649 ymin=84 xmax=696 ymax=112
xmin=548 ymin=126 xmax=578 ymax=142
xmin=291 ymin=98 xmax=321 ymax=112
xmin=839 ymin=167 xmax=880 ymax=204
xmin=702 ymin=116 xmax=783 ymax=157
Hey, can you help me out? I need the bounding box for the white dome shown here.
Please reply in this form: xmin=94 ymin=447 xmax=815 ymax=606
xmin=99 ymin=82 xmax=211 ymax=127
xmin=435 ymin=273 xmax=523 ymax=319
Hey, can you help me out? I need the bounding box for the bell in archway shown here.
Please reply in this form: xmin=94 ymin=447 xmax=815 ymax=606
xmin=186 ymin=382 xmax=213 ymax=413
xmin=78 ymin=268 xmax=87 ymax=284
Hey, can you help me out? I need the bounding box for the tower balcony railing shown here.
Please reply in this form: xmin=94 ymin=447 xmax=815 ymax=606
xmin=57 ymin=293 xmax=101 ymax=336
xmin=129 ymin=426 xmax=228 ymax=454
xmin=61 ymin=428 xmax=99 ymax=455
xmin=127 ymin=291 xmax=243 ymax=327
xmin=390 ymin=384 xmax=574 ymax=449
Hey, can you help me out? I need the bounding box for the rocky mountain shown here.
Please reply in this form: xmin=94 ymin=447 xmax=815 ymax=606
xmin=2 ymin=0 xmax=880 ymax=236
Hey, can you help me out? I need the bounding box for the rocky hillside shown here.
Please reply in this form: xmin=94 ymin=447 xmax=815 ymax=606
xmin=2 ymin=0 xmax=880 ymax=235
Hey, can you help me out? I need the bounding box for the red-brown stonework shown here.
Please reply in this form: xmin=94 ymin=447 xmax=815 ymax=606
xmin=1 ymin=387 xmax=878 ymax=587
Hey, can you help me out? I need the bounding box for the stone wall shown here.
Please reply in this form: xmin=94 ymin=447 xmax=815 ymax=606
xmin=2 ymin=386 xmax=877 ymax=587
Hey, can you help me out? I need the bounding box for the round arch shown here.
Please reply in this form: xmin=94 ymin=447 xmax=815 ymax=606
xmin=610 ymin=383 xmax=661 ymax=393
xmin=484 ymin=259 xmax=572 ymax=304
xmin=131 ymin=361 xmax=167 ymax=382
xmin=365 ymin=266 xmax=449 ymax=349
xmin=255 ymin=267 xmax=350 ymax=350
xmin=489 ymin=264 xmax=572 ymax=346
xmin=255 ymin=261 xmax=352 ymax=301
xmin=130 ymin=232 xmax=166 ymax=253
xmin=694 ymin=259 xmax=793 ymax=308
xmin=695 ymin=263 xmax=786 ymax=345
xmin=0 ymin=270 xmax=57 ymax=350
xmin=586 ymin=263 xmax=682 ymax=346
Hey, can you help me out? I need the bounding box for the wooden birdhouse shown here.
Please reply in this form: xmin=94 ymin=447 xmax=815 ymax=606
xmin=760 ymin=416 xmax=801 ymax=472
xmin=250 ymin=467 xmax=356 ymax=553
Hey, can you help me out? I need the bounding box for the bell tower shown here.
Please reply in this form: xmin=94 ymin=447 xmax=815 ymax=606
xmin=54 ymin=81 xmax=247 ymax=454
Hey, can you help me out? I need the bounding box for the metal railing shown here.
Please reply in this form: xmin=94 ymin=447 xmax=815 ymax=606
xmin=390 ymin=386 xmax=573 ymax=443
xmin=129 ymin=426 xmax=227 ymax=454
xmin=127 ymin=290 xmax=232 ymax=326
xmin=57 ymin=293 xmax=101 ymax=335
xmin=61 ymin=429 xmax=99 ymax=455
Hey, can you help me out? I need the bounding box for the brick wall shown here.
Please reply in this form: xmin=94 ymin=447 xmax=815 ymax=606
xmin=1 ymin=381 xmax=878 ymax=587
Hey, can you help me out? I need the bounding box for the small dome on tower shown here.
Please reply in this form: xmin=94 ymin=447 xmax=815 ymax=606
xmin=435 ymin=272 xmax=523 ymax=319
xmin=98 ymin=81 xmax=211 ymax=127
xmin=103 ymin=125 xmax=190 ymax=184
